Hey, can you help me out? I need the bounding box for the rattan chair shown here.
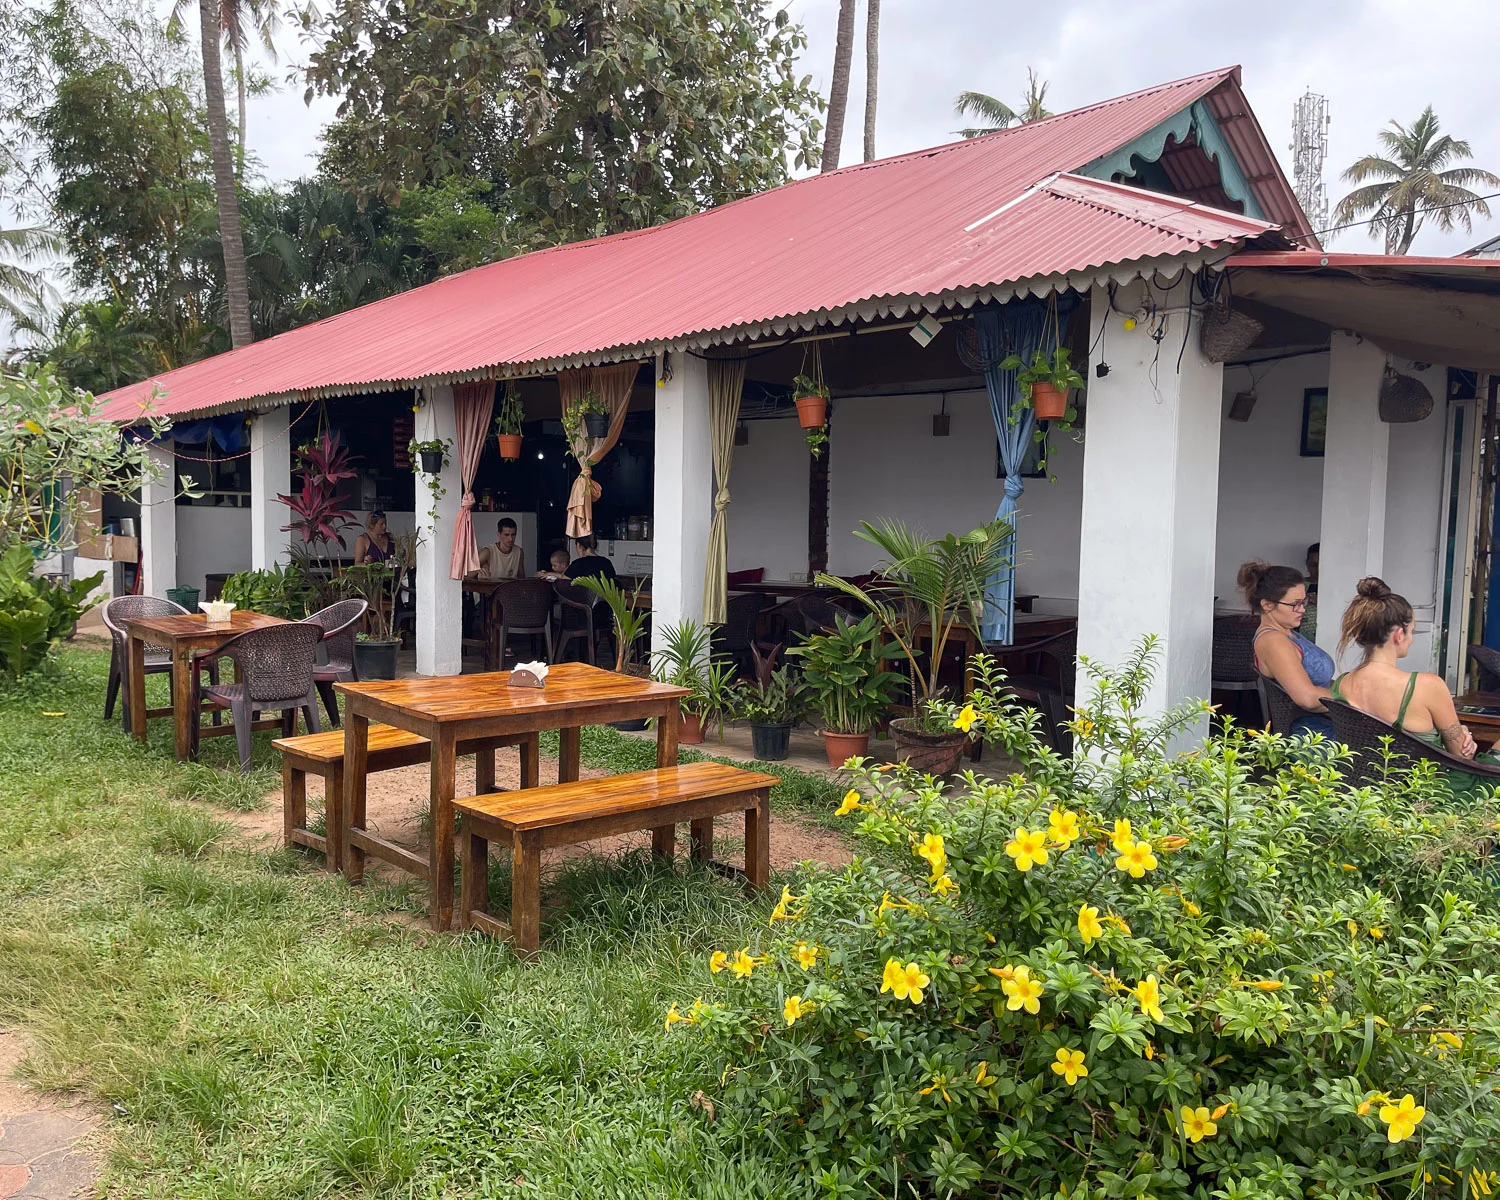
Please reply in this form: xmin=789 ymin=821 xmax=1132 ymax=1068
xmin=304 ymin=598 xmax=368 ymax=727
xmin=1468 ymin=644 xmax=1500 ymax=693
xmin=1255 ymin=675 xmax=1301 ymax=735
xmin=713 ymin=591 xmax=766 ymax=679
xmin=1324 ymin=696 xmax=1500 ymax=787
xmin=552 ymin=580 xmax=603 ymax=665
xmin=202 ymin=623 xmax=323 ymax=772
xmin=100 ymin=596 xmax=220 ymax=732
xmin=1211 ymin=615 xmax=1264 ymax=726
xmin=487 ymin=579 xmax=554 ymax=670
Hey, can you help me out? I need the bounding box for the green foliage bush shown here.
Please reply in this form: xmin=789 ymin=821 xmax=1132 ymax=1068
xmin=0 ymin=543 xmax=100 ymax=679
xmin=219 ymin=563 xmax=310 ymax=620
xmin=670 ymin=644 xmax=1500 ymax=1198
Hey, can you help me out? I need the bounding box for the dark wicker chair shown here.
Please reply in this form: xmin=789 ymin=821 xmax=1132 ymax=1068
xmin=304 ymin=598 xmax=368 ymax=727
xmin=712 ymin=591 xmax=766 ymax=679
xmin=488 ymin=579 xmax=554 ymax=669
xmin=1468 ymin=644 xmax=1500 ymax=693
xmin=553 ymin=580 xmax=603 ymax=665
xmin=1324 ymin=696 xmax=1500 ymax=787
xmin=100 ymin=595 xmax=219 ymax=731
xmin=1255 ymin=675 xmax=1301 ymax=735
xmin=1001 ymin=628 xmax=1077 ymax=758
xmin=202 ymin=623 xmax=323 ymax=772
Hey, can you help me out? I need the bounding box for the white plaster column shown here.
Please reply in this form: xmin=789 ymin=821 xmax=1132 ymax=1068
xmin=140 ymin=441 xmax=177 ymax=596
xmin=414 ymin=383 xmax=464 ymax=676
xmin=250 ymin=404 xmax=292 ymax=570
xmin=1076 ymin=282 xmax=1224 ymax=720
xmin=1315 ymin=331 xmax=1389 ymax=662
xmin=651 ymin=349 xmax=714 ymax=662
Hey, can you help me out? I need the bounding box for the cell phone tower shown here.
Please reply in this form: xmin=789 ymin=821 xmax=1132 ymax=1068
xmin=1290 ymin=90 xmax=1331 ymax=237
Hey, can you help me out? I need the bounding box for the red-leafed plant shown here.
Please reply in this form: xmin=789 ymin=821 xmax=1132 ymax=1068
xmin=278 ymin=432 xmax=360 ymax=603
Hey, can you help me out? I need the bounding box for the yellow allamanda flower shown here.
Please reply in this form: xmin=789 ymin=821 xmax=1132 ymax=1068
xmin=1110 ymin=818 xmax=1134 ymax=852
xmin=1115 ymin=839 xmax=1158 ymax=878
xmin=1180 ymin=1105 xmax=1218 ymax=1143
xmin=1077 ymin=903 xmax=1104 ymax=945
xmin=664 ymin=1004 xmax=685 ymax=1031
xmin=974 ymin=1061 xmax=996 ymax=1086
xmin=1000 ymin=964 xmax=1045 ymax=1015
xmin=835 ymin=790 xmax=862 ymax=816
xmin=769 ymin=885 xmax=801 ymax=923
xmin=1051 ymin=1047 xmax=1088 ymax=1085
xmin=919 ymin=1073 xmax=953 ymax=1103
xmin=1070 ymin=716 xmax=1096 ymax=738
xmin=915 ymin=832 xmax=947 ymax=879
xmin=1004 ymin=827 xmax=1049 ymax=872
xmin=932 ymin=873 xmax=959 ymax=897
xmin=709 ymin=950 xmax=728 ymax=974
xmin=880 ymin=957 xmax=931 ymax=1004
xmin=1106 ymin=912 xmax=1132 ymax=936
xmin=952 ymin=704 xmax=980 ymax=733
xmin=728 ymin=948 xmax=761 ymax=979
xmin=1380 ymin=1094 xmax=1426 ymax=1143
xmin=1133 ymin=974 xmax=1165 ymax=1023
xmin=792 ymin=942 xmax=820 ymax=970
xmin=1048 ymin=808 xmax=1081 ymax=846
xmin=783 ymin=994 xmax=815 ymax=1026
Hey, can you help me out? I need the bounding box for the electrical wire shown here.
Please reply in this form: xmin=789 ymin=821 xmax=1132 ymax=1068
xmin=1290 ymin=190 xmax=1500 ymax=246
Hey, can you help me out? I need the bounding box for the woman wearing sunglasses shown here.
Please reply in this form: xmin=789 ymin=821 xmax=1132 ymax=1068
xmin=1240 ymin=560 xmax=1334 ymax=739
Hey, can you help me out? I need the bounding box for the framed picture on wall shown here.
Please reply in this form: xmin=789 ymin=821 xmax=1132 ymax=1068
xmin=1300 ymin=388 xmax=1328 ymax=457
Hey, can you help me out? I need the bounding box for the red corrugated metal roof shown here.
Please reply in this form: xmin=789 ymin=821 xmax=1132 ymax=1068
xmin=99 ymin=65 xmax=1285 ymax=422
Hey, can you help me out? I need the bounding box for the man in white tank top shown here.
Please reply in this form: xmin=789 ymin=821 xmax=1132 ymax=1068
xmin=479 ymin=517 xmax=525 ymax=580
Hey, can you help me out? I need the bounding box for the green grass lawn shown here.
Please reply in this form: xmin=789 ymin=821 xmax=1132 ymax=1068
xmin=0 ymin=645 xmax=819 ymax=1199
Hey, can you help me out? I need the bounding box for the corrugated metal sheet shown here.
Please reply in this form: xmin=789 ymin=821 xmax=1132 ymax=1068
xmin=99 ymin=65 xmax=1286 ymax=422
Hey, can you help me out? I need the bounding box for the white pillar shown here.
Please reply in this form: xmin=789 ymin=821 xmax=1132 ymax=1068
xmin=415 ymin=383 xmax=464 ymax=676
xmin=651 ymin=349 xmax=713 ymax=661
xmin=1315 ymin=331 xmax=1389 ymax=662
xmin=1076 ymin=282 xmax=1224 ymax=719
xmin=250 ymin=405 xmax=293 ymax=570
xmin=140 ymin=441 xmax=177 ymax=596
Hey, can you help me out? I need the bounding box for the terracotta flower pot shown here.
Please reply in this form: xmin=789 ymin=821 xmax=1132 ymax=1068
xmin=795 ymin=395 xmax=827 ymax=429
xmin=498 ymin=433 xmax=522 ymax=459
xmin=821 ymin=730 xmax=869 ymax=770
xmin=1030 ymin=381 xmax=1067 ymax=421
xmin=890 ymin=717 xmax=969 ymax=776
xmin=680 ymin=712 xmax=706 ymax=745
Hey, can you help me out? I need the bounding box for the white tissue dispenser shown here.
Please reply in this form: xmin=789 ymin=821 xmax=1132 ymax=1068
xmin=199 ymin=599 xmax=236 ymax=627
xmin=508 ymin=661 xmax=548 ymax=688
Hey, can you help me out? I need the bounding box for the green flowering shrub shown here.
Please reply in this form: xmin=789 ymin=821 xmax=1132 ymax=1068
xmin=669 ymin=643 xmax=1500 ymax=1198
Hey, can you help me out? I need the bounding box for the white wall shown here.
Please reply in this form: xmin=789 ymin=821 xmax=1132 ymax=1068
xmin=727 ymin=417 xmax=809 ymax=579
xmin=176 ymin=506 xmax=251 ymax=594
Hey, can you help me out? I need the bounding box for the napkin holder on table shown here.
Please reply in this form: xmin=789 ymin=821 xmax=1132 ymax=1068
xmin=508 ymin=661 xmax=548 ymax=688
xmin=199 ymin=599 xmax=236 ymax=627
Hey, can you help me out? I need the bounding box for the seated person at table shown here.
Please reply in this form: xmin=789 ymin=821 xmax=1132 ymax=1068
xmin=538 ymin=548 xmax=570 ymax=580
xmin=1241 ymin=560 xmax=1334 ymax=739
xmin=478 ymin=518 xmax=524 ymax=580
xmin=353 ymin=511 xmax=394 ymax=565
xmin=1331 ymin=577 xmax=1498 ymax=772
xmin=566 ymin=535 xmax=616 ymax=584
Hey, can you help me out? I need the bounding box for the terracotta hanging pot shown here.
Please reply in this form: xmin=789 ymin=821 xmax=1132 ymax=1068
xmin=795 ymin=395 xmax=827 ymax=429
xmin=498 ymin=433 xmax=522 ymax=460
xmin=1030 ymin=382 xmax=1067 ymax=421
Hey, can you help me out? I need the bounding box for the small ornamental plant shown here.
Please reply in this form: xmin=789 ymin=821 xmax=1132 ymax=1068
xmin=667 ymin=641 xmax=1500 ymax=1198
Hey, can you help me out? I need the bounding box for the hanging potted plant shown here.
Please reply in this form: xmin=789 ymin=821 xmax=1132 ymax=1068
xmin=999 ymin=346 xmax=1085 ymax=422
xmin=792 ymin=339 xmax=829 ymax=429
xmin=786 ymin=613 xmax=902 ymax=769
xmin=409 ymin=437 xmax=447 ymax=475
xmin=734 ymin=667 xmax=805 ymax=761
xmin=564 ymin=388 xmax=610 ymax=441
xmin=804 ymin=423 xmax=828 ymax=458
xmin=494 ymin=384 xmax=525 ymax=460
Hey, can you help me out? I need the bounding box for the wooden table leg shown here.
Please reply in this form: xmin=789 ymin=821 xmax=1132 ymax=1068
xmin=171 ymin=650 xmax=196 ymax=761
xmin=430 ymin=728 xmax=458 ymax=931
xmin=461 ymin=828 xmax=490 ymax=930
xmin=343 ymin=712 xmax=370 ymax=883
xmin=325 ymin=761 xmax=344 ymax=872
xmin=128 ymin=633 xmax=147 ymax=741
xmin=520 ymin=733 xmax=540 ymax=789
xmin=511 ymin=830 xmax=541 ymax=954
xmin=558 ymin=726 xmax=581 ymax=784
xmin=744 ymin=788 xmax=770 ymax=892
xmin=689 ymin=817 xmax=713 ymax=866
xmin=651 ymin=700 xmax=681 ymax=860
xmin=283 ymin=760 xmax=303 ymax=850
xmin=474 ymin=745 xmax=496 ymax=796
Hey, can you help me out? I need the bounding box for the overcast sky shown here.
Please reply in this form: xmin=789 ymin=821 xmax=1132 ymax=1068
xmin=235 ymin=0 xmax=1500 ymax=257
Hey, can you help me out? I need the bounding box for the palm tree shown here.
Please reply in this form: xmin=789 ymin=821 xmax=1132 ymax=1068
xmin=1333 ymin=107 xmax=1500 ymax=254
xmin=0 ymin=226 xmax=61 ymax=328
xmin=821 ymin=0 xmax=857 ymax=171
xmin=195 ymin=0 xmax=253 ymax=348
xmin=955 ymin=68 xmax=1053 ymax=138
xmin=170 ymin=0 xmax=281 ymax=177
xmin=862 ymin=0 xmax=879 ymax=163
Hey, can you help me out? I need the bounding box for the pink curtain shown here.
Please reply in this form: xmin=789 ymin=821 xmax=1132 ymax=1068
xmin=560 ymin=362 xmax=640 ymax=537
xmin=448 ymin=380 xmax=496 ymax=579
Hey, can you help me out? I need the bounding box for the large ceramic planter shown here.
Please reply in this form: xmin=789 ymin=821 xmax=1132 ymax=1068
xmin=821 ymin=730 xmax=869 ymax=770
xmin=795 ymin=395 xmax=827 ymax=429
xmin=680 ymin=712 xmax=706 ymax=745
xmin=1030 ymin=382 xmax=1067 ymax=421
xmin=890 ymin=717 xmax=968 ymax=775
xmin=497 ymin=433 xmax=522 ymax=460
xmin=353 ymin=638 xmax=400 ymax=681
xmin=751 ymin=721 xmax=792 ymax=761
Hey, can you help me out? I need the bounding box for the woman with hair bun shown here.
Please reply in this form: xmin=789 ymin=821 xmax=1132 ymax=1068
xmin=1240 ymin=560 xmax=1334 ymax=739
xmin=1331 ymin=577 xmax=1489 ymax=763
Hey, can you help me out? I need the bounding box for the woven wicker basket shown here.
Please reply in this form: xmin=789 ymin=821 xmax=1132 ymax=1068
xmin=1379 ymin=370 xmax=1434 ymax=423
xmin=1198 ymin=302 xmax=1263 ymax=363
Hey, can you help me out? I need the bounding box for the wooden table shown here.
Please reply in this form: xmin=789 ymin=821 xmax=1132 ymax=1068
xmin=125 ymin=609 xmax=290 ymax=760
xmin=1457 ymin=692 xmax=1500 ymax=749
xmin=336 ymin=663 xmax=691 ymax=931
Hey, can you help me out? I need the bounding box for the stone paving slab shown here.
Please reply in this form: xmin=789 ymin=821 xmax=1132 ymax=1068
xmin=0 ymin=1032 xmax=98 ymax=1200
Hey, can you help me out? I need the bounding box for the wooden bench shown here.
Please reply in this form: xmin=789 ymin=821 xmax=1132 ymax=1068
xmin=273 ymin=725 xmax=540 ymax=872
xmin=455 ymin=762 xmax=777 ymax=952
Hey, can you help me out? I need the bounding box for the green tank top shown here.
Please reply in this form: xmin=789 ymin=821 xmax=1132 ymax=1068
xmin=1330 ymin=672 xmax=1420 ymax=730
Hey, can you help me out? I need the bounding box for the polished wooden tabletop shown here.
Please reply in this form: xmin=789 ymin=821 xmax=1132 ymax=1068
xmin=336 ymin=662 xmax=690 ymax=722
xmin=125 ymin=609 xmax=288 ymax=642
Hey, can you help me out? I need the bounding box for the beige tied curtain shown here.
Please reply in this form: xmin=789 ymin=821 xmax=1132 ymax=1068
xmin=701 ymin=356 xmax=747 ymax=625
xmin=560 ymin=362 xmax=639 ymax=538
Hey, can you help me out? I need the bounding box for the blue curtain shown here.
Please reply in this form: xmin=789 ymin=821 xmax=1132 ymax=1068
xmin=149 ymin=414 xmax=247 ymax=453
xmin=976 ymin=297 xmax=1073 ymax=643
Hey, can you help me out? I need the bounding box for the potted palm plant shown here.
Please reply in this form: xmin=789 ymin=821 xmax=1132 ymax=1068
xmin=735 ymin=666 xmax=805 ymax=761
xmin=494 ymin=384 xmax=524 ymax=459
xmin=338 ymin=531 xmax=419 ymax=680
xmin=576 ymin=575 xmax=652 ymax=728
xmin=786 ymin=613 xmax=902 ymax=769
xmin=998 ymin=346 xmax=1085 ymax=422
xmin=819 ymin=518 xmax=1011 ymax=775
xmin=653 ymin=620 xmax=737 ymax=744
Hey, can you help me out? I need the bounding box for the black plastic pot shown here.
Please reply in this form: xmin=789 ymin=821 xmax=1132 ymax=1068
xmin=583 ymin=412 xmax=609 ymax=438
xmin=750 ymin=721 xmax=792 ymax=761
xmin=353 ymin=638 xmax=400 ymax=681
xmin=609 ymin=718 xmax=650 ymax=732
xmin=417 ymin=450 xmax=444 ymax=474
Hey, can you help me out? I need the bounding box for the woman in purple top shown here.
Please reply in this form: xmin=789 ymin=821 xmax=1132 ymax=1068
xmin=354 ymin=511 xmax=394 ymax=564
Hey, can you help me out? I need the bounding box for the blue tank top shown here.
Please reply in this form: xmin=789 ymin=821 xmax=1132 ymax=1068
xmin=1290 ymin=631 xmax=1335 ymax=687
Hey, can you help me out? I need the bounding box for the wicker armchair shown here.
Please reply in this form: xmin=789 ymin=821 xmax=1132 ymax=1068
xmin=100 ymin=596 xmax=220 ymax=731
xmin=712 ymin=591 xmax=766 ymax=678
xmin=202 ymin=623 xmax=323 ymax=772
xmin=487 ymin=579 xmax=554 ymax=670
xmin=1468 ymin=644 xmax=1500 ymax=693
xmin=304 ymin=598 xmax=368 ymax=727
xmin=552 ymin=581 xmax=603 ymax=665
xmin=1324 ymin=696 xmax=1500 ymax=787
